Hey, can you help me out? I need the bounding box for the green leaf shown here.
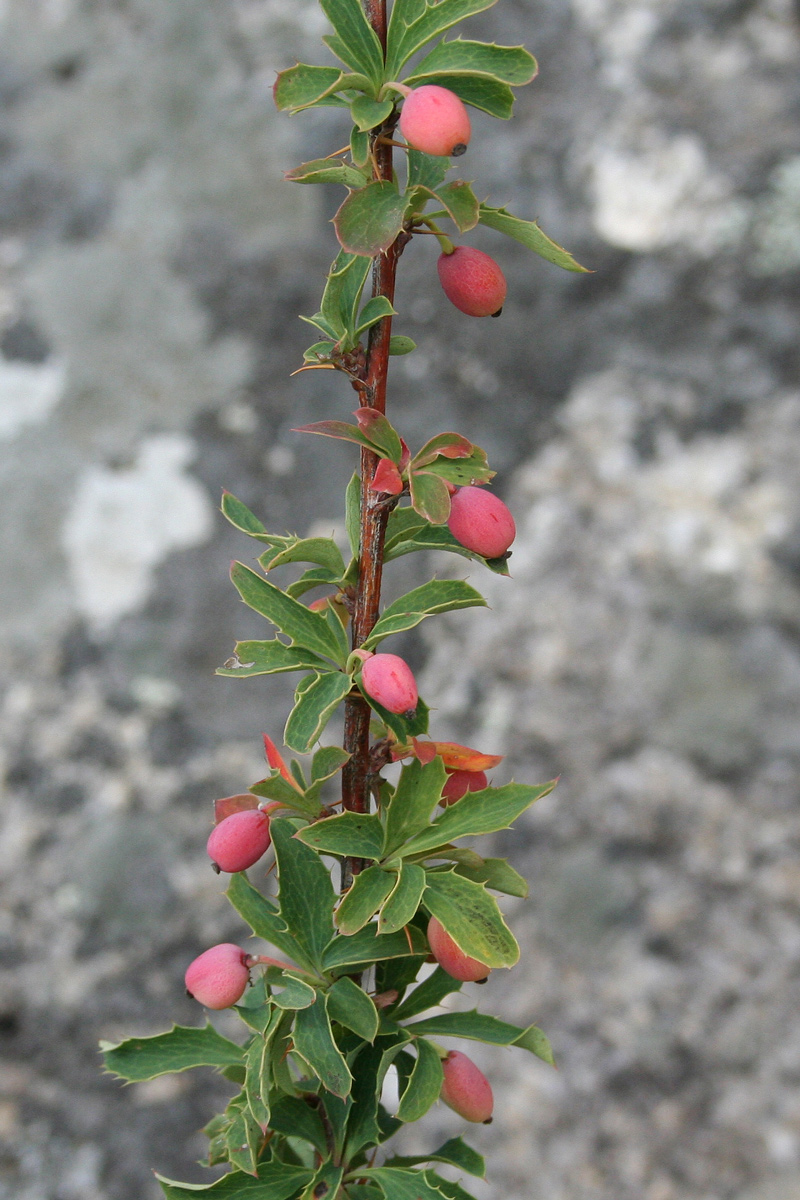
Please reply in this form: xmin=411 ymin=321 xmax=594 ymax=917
xmin=400 ymin=780 xmax=556 ymax=858
xmin=389 ymin=335 xmax=417 ymax=355
xmin=322 ymin=924 xmax=428 ymax=972
xmin=386 ymin=0 xmax=498 ymax=76
xmin=396 ymin=1038 xmax=443 ymax=1122
xmin=378 ymin=862 xmax=427 ymax=934
xmin=234 ymin=978 xmax=275 ymax=1034
xmin=292 ymin=419 xmax=385 ymax=455
xmin=335 ymin=865 xmax=397 ymax=934
xmin=301 ymin=1163 xmax=344 ymax=1200
xmin=356 ymin=295 xmax=397 ymax=336
xmin=224 ymin=1092 xmax=263 ymax=1176
xmin=101 ymin=1024 xmax=243 ymax=1082
xmin=248 ymin=772 xmax=322 ymax=821
xmin=293 ymin=993 xmax=352 ymax=1097
xmin=296 ymin=811 xmax=386 ymax=861
xmin=230 ymin=563 xmax=345 ymax=664
xmin=453 ymin=855 xmax=528 ymax=898
xmin=345 ymin=472 xmax=361 ymax=558
xmin=326 ymin=976 xmax=380 ymax=1042
xmin=303 ymin=339 xmax=337 ymax=364
xmin=514 ymin=1024 xmax=555 ymax=1066
xmin=311 ymin=745 xmax=351 ymax=784
xmin=421 ymin=448 xmax=494 ymax=487
xmin=271 ymin=819 xmax=335 ymax=971
xmin=273 ymin=63 xmax=346 ymax=112
xmin=269 ymin=970 xmax=317 ymax=1010
xmin=432 ymin=181 xmax=479 ymax=232
xmin=478 ymin=203 xmax=589 ymax=272
xmin=244 ymin=1034 xmax=271 ymax=1127
xmin=408 ymin=471 xmax=452 ymax=524
xmin=226 ymin=874 xmax=304 ymax=968
xmin=260 ymin=537 xmax=347 ymax=578
xmin=320 ymin=250 xmax=373 ymax=339
xmin=345 ymin=1036 xmax=408 ymax=1158
xmin=351 ymin=125 xmax=370 ymax=166
xmin=364 ymin=580 xmax=486 ymax=648
xmin=267 ymin=1097 xmax=329 ymax=1157
xmin=406 ymin=1010 xmax=554 ymax=1064
xmin=424 ymin=870 xmax=519 ymax=967
xmin=284 ymin=672 xmax=352 ymax=753
xmin=156 ymin=1164 xmax=312 ymax=1199
xmin=392 ymin=966 xmax=462 ymax=1022
xmin=386 ymin=1136 xmax=485 ymax=1178
xmin=411 ymin=37 xmax=537 ymax=85
xmin=411 ymin=432 xmax=474 ymax=467
xmin=406 ymin=148 xmax=450 ymax=191
xmin=221 ymin=493 xmax=273 ymax=541
xmin=383 ymin=759 xmax=446 ymax=856
xmin=285 ymin=158 xmax=369 ymax=188
xmin=351 ymin=96 xmax=396 ymax=131
xmin=217 ymin=639 xmax=332 ymax=679
xmin=359 ymin=1168 xmax=446 ymax=1200
xmin=334 ymin=182 xmax=408 ymax=257
xmin=320 ymin=0 xmax=385 ymax=84
xmin=354 ymin=409 xmax=405 ymax=462
xmin=424 ymin=1176 xmax=478 ymax=1200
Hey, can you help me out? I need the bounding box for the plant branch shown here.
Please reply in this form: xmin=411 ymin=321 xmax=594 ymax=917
xmin=341 ymin=0 xmax=398 ymax=892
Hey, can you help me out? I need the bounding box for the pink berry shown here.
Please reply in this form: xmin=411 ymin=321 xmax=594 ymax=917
xmin=207 ymin=808 xmax=273 ymax=873
xmin=361 ymin=653 xmax=418 ymax=716
xmin=447 ymin=485 xmax=516 ymax=559
xmin=440 ymin=769 xmax=488 ymax=807
xmin=185 ymin=944 xmax=250 ymax=1010
xmin=437 ymin=246 xmax=507 ymax=318
xmin=427 ymin=916 xmax=490 ymax=983
xmin=399 ymin=85 xmax=471 ymax=158
xmin=440 ymin=1050 xmax=494 ymax=1123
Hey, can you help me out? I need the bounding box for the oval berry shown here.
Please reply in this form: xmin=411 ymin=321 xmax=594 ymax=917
xmin=185 ymin=944 xmax=250 ymax=1010
xmin=427 ymin=916 xmax=490 ymax=982
xmin=361 ymin=653 xmax=418 ymax=716
xmin=447 ymin=485 xmax=516 ymax=560
xmin=437 ymin=246 xmax=507 ymax=318
xmin=440 ymin=1050 xmax=494 ymax=1123
xmin=440 ymin=769 xmax=488 ymax=807
xmin=399 ymin=85 xmax=471 ymax=158
xmin=207 ymin=808 xmax=273 ymax=873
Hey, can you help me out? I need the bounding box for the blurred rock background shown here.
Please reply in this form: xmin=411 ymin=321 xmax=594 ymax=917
xmin=1 ymin=0 xmax=799 ymax=1197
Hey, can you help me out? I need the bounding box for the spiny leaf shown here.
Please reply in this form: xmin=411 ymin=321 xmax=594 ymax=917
xmin=101 ymin=1024 xmax=244 ymax=1082
xmin=424 ymin=869 xmax=519 ymax=967
xmin=273 ymin=63 xmax=346 ymax=112
xmin=478 ymin=203 xmax=589 ymax=272
xmin=334 ymin=181 xmax=409 ymax=256
xmin=364 ymin=579 xmax=486 ymax=648
xmin=156 ymin=1163 xmax=312 ymax=1199
xmin=326 ymin=975 xmax=380 ymax=1042
xmin=410 ymin=37 xmax=538 ymax=86
xmin=293 ymin=992 xmax=353 ymax=1097
xmin=230 ymin=563 xmax=345 ymax=664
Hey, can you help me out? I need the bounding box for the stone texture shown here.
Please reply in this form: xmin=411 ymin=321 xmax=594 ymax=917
xmin=1 ymin=0 xmax=800 ymax=1198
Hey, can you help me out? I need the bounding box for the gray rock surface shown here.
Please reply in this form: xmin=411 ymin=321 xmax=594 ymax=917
xmin=1 ymin=0 xmax=800 ymax=1198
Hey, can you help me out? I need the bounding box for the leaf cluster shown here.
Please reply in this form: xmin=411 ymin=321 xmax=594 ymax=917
xmin=271 ymin=0 xmax=586 ymax=366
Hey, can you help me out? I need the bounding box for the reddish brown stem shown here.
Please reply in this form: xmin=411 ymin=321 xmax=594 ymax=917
xmin=340 ymin=0 xmax=398 ymax=892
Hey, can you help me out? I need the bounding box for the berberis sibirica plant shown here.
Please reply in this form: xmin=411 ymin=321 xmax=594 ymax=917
xmin=101 ymin=2 xmax=587 ymax=1197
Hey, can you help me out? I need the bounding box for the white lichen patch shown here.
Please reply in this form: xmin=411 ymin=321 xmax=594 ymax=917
xmin=751 ymin=155 xmax=800 ymax=275
xmin=590 ymin=132 xmax=749 ymax=255
xmin=0 ymin=354 xmax=65 ymax=442
xmin=61 ymin=434 xmax=213 ymax=633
